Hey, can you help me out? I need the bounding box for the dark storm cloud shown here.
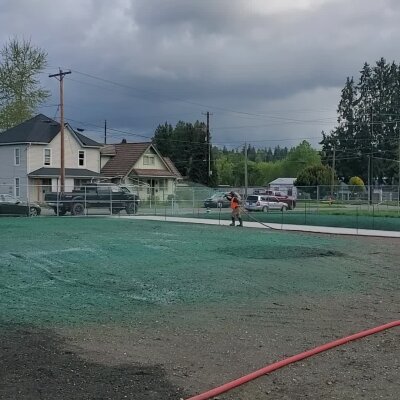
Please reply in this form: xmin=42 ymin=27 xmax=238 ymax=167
xmin=1 ymin=0 xmax=400 ymax=145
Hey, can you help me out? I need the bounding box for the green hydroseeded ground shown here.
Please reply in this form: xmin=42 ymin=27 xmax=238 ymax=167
xmin=177 ymin=209 xmax=400 ymax=231
xmin=0 ymin=217 xmax=383 ymax=327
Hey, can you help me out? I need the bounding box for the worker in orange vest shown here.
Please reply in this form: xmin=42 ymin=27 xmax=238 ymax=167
xmin=226 ymin=191 xmax=243 ymax=227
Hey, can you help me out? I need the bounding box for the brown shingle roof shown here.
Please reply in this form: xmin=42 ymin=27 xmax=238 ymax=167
xmin=163 ymin=157 xmax=183 ymax=179
xmin=101 ymin=142 xmax=150 ymax=177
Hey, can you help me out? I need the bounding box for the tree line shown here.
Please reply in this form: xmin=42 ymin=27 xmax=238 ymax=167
xmin=320 ymin=57 xmax=400 ymax=185
xmin=152 ymin=118 xmax=324 ymax=187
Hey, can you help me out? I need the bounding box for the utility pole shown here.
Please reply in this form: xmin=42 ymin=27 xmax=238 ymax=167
xmin=49 ymin=69 xmax=71 ymax=192
xmin=104 ymin=119 xmax=107 ymax=145
xmin=244 ymin=142 xmax=248 ymax=198
xmin=202 ymin=111 xmax=213 ymax=185
xmin=369 ymin=106 xmax=374 ymax=205
xmin=330 ymin=146 xmax=336 ymax=197
xmin=398 ymin=130 xmax=400 ymax=212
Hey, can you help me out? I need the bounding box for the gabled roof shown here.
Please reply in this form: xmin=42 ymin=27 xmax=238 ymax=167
xmin=268 ymin=177 xmax=297 ymax=185
xmin=101 ymin=142 xmax=151 ymax=177
xmin=101 ymin=142 xmax=181 ymax=179
xmin=0 ymin=114 xmax=102 ymax=147
xmin=0 ymin=114 xmax=59 ymax=144
xmin=74 ymin=130 xmax=102 ymax=147
xmin=163 ymin=157 xmax=182 ymax=179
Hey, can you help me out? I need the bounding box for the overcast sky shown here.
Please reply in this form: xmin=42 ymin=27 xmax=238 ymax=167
xmin=1 ymin=0 xmax=399 ymax=149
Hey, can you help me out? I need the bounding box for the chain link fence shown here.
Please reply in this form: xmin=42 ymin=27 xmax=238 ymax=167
xmin=0 ymin=182 xmax=399 ymax=231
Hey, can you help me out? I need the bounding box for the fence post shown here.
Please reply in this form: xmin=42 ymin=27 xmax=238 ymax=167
xmin=304 ymin=200 xmax=307 ymax=225
xmin=372 ymin=204 xmax=375 ymax=230
xmin=192 ymin=187 xmax=195 ymax=214
xmin=57 ymin=185 xmax=61 ymax=216
xmin=356 ymin=207 xmax=359 ymax=234
xmin=84 ymin=186 xmax=87 ymax=216
xmin=110 ymin=186 xmax=112 ymax=215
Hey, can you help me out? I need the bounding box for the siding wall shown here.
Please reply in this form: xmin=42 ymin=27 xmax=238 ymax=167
xmin=0 ymin=144 xmax=28 ymax=199
xmin=135 ymin=148 xmax=168 ymax=170
xmin=27 ymin=127 xmax=100 ymax=173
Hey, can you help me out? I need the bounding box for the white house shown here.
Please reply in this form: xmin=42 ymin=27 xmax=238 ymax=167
xmin=100 ymin=142 xmax=182 ymax=201
xmin=0 ymin=114 xmax=102 ymax=201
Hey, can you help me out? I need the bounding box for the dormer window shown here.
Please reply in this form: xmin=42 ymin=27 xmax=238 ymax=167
xmin=78 ymin=150 xmax=85 ymax=166
xmin=44 ymin=148 xmax=51 ymax=166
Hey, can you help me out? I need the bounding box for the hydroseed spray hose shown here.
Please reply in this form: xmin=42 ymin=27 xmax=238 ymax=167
xmin=239 ymin=206 xmax=280 ymax=230
xmin=186 ymin=320 xmax=400 ymax=400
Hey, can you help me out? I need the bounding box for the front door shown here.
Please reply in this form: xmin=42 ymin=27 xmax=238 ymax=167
xmin=40 ymin=179 xmax=52 ymax=202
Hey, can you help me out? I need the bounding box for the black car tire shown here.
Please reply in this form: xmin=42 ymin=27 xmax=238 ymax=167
xmin=72 ymin=202 xmax=85 ymax=216
xmin=29 ymin=207 xmax=39 ymax=217
xmin=281 ymin=205 xmax=287 ymax=211
xmin=262 ymin=206 xmax=269 ymax=212
xmin=111 ymin=208 xmax=121 ymax=215
xmin=125 ymin=202 xmax=137 ymax=215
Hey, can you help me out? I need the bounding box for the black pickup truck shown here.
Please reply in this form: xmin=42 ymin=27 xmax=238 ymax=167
xmin=44 ymin=184 xmax=140 ymax=216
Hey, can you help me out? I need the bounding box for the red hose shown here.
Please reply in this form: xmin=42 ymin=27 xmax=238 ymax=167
xmin=186 ymin=320 xmax=400 ymax=400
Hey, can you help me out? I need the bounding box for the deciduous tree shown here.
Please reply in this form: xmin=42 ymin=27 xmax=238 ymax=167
xmin=0 ymin=38 xmax=49 ymax=130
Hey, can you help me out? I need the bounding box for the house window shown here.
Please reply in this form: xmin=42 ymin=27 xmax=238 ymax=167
xmin=44 ymin=148 xmax=51 ymax=166
xmin=15 ymin=178 xmax=20 ymax=197
xmin=78 ymin=150 xmax=85 ymax=166
xmin=143 ymin=155 xmax=155 ymax=166
xmin=14 ymin=148 xmax=20 ymax=166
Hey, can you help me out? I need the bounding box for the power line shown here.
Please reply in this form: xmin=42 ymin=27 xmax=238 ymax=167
xmin=70 ymin=69 xmax=341 ymax=125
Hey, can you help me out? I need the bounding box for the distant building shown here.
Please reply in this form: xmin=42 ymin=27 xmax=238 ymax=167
xmin=100 ymin=142 xmax=182 ymax=201
xmin=267 ymin=177 xmax=297 ymax=198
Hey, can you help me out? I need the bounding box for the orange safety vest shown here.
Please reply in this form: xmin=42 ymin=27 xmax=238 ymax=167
xmin=230 ymin=197 xmax=239 ymax=209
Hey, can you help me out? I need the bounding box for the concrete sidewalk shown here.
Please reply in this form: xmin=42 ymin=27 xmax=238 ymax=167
xmin=118 ymin=215 xmax=400 ymax=238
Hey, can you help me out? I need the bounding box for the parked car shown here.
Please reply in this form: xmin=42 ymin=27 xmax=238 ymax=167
xmin=204 ymin=192 xmax=231 ymax=208
xmin=0 ymin=194 xmax=41 ymax=216
xmin=44 ymin=183 xmax=140 ymax=216
xmin=252 ymin=190 xmax=296 ymax=210
xmin=245 ymin=195 xmax=288 ymax=212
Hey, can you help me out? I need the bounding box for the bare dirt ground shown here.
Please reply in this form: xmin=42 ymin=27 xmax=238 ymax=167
xmin=1 ymin=223 xmax=399 ymax=400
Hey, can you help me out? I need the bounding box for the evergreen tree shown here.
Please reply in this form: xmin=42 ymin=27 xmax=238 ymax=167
xmin=153 ymin=122 xmax=174 ymax=156
xmin=152 ymin=120 xmax=211 ymax=185
xmin=321 ymin=59 xmax=400 ymax=184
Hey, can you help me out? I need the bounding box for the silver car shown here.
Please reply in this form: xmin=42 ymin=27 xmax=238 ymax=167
xmin=245 ymin=195 xmax=288 ymax=212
